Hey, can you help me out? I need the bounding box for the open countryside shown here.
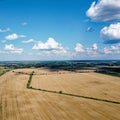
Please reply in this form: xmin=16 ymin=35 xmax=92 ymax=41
xmin=0 ymin=68 xmax=120 ymax=120
xmin=0 ymin=0 xmax=120 ymax=119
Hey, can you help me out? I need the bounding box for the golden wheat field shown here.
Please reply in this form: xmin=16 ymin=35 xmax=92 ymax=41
xmin=0 ymin=68 xmax=120 ymax=120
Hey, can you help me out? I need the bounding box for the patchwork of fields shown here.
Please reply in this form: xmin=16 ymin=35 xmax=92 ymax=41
xmin=0 ymin=68 xmax=120 ymax=120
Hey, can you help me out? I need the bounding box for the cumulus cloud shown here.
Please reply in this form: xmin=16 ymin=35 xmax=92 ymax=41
xmin=5 ymin=33 xmax=26 ymax=40
xmin=104 ymin=43 xmax=120 ymax=54
xmin=92 ymin=43 xmax=98 ymax=50
xmin=86 ymin=0 xmax=120 ymax=22
xmin=0 ymin=28 xmax=10 ymax=33
xmin=32 ymin=37 xmax=68 ymax=54
xmin=86 ymin=43 xmax=98 ymax=56
xmin=86 ymin=48 xmax=97 ymax=56
xmin=100 ymin=23 xmax=120 ymax=44
xmin=4 ymin=44 xmax=23 ymax=54
xmin=22 ymin=39 xmax=35 ymax=44
xmin=32 ymin=37 xmax=63 ymax=50
xmin=52 ymin=49 xmax=68 ymax=54
xmin=75 ymin=43 xmax=84 ymax=52
xmin=74 ymin=43 xmax=100 ymax=58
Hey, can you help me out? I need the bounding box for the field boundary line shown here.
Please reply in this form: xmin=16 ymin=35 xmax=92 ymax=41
xmin=26 ymin=71 xmax=34 ymax=88
xmin=26 ymin=71 xmax=120 ymax=104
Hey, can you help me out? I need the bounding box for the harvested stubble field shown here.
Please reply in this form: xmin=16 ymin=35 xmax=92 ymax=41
xmin=0 ymin=68 xmax=120 ymax=120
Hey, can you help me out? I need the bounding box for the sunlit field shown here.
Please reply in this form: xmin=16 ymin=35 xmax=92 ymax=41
xmin=0 ymin=68 xmax=120 ymax=120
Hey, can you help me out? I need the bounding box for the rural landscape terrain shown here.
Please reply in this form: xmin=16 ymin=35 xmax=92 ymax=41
xmin=0 ymin=0 xmax=120 ymax=119
xmin=0 ymin=60 xmax=120 ymax=120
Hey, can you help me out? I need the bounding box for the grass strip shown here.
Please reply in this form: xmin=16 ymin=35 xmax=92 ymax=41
xmin=26 ymin=71 xmax=34 ymax=88
xmin=0 ymin=69 xmax=10 ymax=76
xmin=27 ymin=71 xmax=120 ymax=104
xmin=29 ymin=87 xmax=120 ymax=104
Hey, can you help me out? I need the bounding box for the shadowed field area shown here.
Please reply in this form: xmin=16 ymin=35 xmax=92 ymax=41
xmin=0 ymin=68 xmax=120 ymax=120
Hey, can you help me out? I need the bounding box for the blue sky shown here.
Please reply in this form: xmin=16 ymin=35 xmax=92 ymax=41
xmin=0 ymin=0 xmax=120 ymax=61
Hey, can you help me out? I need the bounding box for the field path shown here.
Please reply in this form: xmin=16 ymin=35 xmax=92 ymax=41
xmin=0 ymin=69 xmax=120 ymax=120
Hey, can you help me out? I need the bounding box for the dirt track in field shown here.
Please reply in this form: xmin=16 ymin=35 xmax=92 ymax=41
xmin=0 ymin=68 xmax=120 ymax=120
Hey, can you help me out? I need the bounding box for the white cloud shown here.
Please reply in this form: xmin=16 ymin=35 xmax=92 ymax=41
xmin=92 ymin=43 xmax=98 ymax=50
xmin=86 ymin=43 xmax=98 ymax=56
xmin=86 ymin=0 xmax=120 ymax=22
xmin=104 ymin=47 xmax=112 ymax=54
xmin=5 ymin=33 xmax=26 ymax=40
xmin=21 ymin=22 xmax=27 ymax=26
xmin=75 ymin=43 xmax=98 ymax=55
xmin=52 ymin=48 xmax=68 ymax=54
xmin=86 ymin=48 xmax=97 ymax=56
xmin=32 ymin=37 xmax=63 ymax=50
xmin=75 ymin=43 xmax=84 ymax=52
xmin=32 ymin=37 xmax=68 ymax=55
xmin=100 ymin=23 xmax=120 ymax=43
xmin=22 ymin=39 xmax=35 ymax=44
xmin=0 ymin=28 xmax=10 ymax=33
xmin=73 ymin=43 xmax=100 ymax=59
xmin=4 ymin=44 xmax=23 ymax=54
xmin=104 ymin=43 xmax=120 ymax=54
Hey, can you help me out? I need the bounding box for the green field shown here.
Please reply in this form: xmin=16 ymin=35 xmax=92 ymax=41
xmin=0 ymin=67 xmax=10 ymax=76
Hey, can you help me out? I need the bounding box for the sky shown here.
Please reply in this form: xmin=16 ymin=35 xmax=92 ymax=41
xmin=0 ymin=0 xmax=120 ymax=61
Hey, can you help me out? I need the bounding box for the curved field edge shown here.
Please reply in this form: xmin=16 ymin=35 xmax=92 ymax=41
xmin=0 ymin=68 xmax=10 ymax=76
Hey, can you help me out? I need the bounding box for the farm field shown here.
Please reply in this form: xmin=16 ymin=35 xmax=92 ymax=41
xmin=0 ymin=68 xmax=120 ymax=120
